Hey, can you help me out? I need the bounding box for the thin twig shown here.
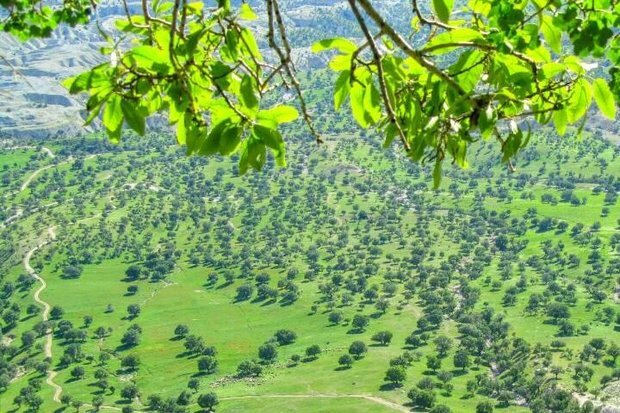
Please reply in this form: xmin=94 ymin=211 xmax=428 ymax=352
xmin=348 ymin=0 xmax=410 ymax=152
xmin=267 ymin=0 xmax=322 ymax=143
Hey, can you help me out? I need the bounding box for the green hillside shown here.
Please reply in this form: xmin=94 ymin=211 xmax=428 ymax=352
xmin=0 ymin=126 xmax=618 ymax=413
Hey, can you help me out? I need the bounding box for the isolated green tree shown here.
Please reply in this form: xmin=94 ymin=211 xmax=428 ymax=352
xmin=348 ymin=341 xmax=368 ymax=359
xmin=197 ymin=392 xmax=219 ymax=412
xmin=384 ymin=366 xmax=407 ymax=386
xmin=338 ymin=354 xmax=354 ymax=369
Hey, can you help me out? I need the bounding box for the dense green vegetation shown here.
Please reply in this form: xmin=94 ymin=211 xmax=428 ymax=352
xmin=2 ymin=2 xmax=620 ymax=412
xmin=6 ymin=0 xmax=620 ymax=183
xmin=0 ymin=116 xmax=618 ymax=412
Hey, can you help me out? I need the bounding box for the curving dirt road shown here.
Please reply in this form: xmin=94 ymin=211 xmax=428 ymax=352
xmin=41 ymin=147 xmax=55 ymax=159
xmin=20 ymin=164 xmax=56 ymax=192
xmin=24 ymin=227 xmax=63 ymax=402
xmin=220 ymin=394 xmax=414 ymax=412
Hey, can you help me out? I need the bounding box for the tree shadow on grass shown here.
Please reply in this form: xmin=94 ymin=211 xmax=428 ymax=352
xmin=175 ymin=350 xmax=197 ymax=359
xmin=451 ymin=369 xmax=468 ymax=377
xmin=115 ymin=343 xmax=137 ymax=352
xmin=216 ymin=281 xmax=233 ymax=290
xmin=379 ymin=383 xmax=401 ymax=391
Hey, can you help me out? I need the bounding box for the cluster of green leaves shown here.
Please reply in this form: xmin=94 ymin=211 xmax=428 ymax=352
xmin=63 ymin=0 xmax=297 ymax=173
xmin=0 ymin=0 xmax=91 ymax=39
xmin=315 ymin=0 xmax=618 ymax=185
xmin=6 ymin=0 xmax=620 ymax=182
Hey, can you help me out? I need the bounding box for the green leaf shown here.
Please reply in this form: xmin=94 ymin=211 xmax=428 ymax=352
xmin=592 ymin=78 xmax=616 ymax=119
xmin=239 ymin=3 xmax=257 ymax=20
xmin=222 ymin=30 xmax=239 ymax=61
xmin=240 ymin=28 xmax=261 ymax=59
xmin=253 ymin=124 xmax=286 ymax=167
xmin=238 ymin=141 xmax=249 ymax=175
xmin=246 ymin=137 xmax=267 ymax=171
xmin=468 ymin=0 xmax=490 ymax=15
xmin=553 ymin=108 xmax=568 ymax=136
xmin=185 ymin=118 xmax=207 ymax=154
xmin=450 ymin=50 xmax=484 ymax=92
xmin=432 ymin=158 xmax=442 ymax=189
xmin=121 ymin=100 xmax=146 ymax=136
xmin=432 ymin=0 xmax=454 ymax=23
xmin=478 ymin=105 xmax=496 ymax=139
xmin=257 ymin=106 xmax=299 ymax=125
xmin=364 ymin=83 xmax=382 ymax=125
xmin=130 ymin=45 xmax=172 ymax=74
xmin=218 ymin=124 xmax=242 ymax=155
xmin=201 ymin=119 xmax=242 ymax=156
xmin=502 ymin=124 xmax=524 ymax=162
xmin=202 ymin=121 xmax=226 ymax=155
xmin=187 ymin=2 xmax=203 ymax=13
xmin=350 ymin=82 xmax=368 ymax=128
xmin=329 ymin=54 xmax=353 ymax=71
xmin=425 ymin=28 xmax=484 ymax=54
xmin=540 ymin=62 xmax=566 ymax=80
xmin=103 ymin=94 xmax=123 ymax=143
xmin=176 ymin=116 xmax=187 ymax=144
xmin=312 ymin=38 xmax=358 ymax=54
xmin=563 ymin=56 xmax=585 ymax=75
xmin=383 ymin=123 xmax=396 ymax=148
xmin=334 ymin=70 xmax=351 ymax=111
xmin=568 ymin=78 xmax=592 ymax=123
xmin=540 ymin=15 xmax=561 ymax=54
xmin=239 ymin=75 xmax=259 ymax=114
xmin=63 ymin=63 xmax=110 ymax=94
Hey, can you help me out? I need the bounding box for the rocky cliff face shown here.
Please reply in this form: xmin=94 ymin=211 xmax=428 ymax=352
xmin=0 ymin=24 xmax=105 ymax=139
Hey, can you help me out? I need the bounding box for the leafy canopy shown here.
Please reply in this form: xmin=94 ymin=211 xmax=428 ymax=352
xmin=4 ymin=0 xmax=620 ymax=185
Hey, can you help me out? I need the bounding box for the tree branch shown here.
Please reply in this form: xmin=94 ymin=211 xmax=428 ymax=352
xmin=355 ymin=0 xmax=467 ymax=96
xmin=348 ymin=0 xmax=410 ymax=152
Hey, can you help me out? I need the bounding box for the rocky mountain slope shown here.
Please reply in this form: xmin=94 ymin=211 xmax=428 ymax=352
xmin=0 ymin=0 xmax=366 ymax=139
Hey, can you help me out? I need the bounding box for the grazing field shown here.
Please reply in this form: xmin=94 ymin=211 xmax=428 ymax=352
xmin=0 ymin=129 xmax=618 ymax=413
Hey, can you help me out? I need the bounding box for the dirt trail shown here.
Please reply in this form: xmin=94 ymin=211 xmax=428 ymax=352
xmin=41 ymin=147 xmax=54 ymax=158
xmin=16 ymin=146 xmax=57 ymax=191
xmin=20 ymin=164 xmax=56 ymax=191
xmin=220 ymin=394 xmax=413 ymax=412
xmin=24 ymin=227 xmax=63 ymax=402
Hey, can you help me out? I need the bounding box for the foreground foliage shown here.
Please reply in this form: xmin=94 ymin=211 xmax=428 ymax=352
xmin=4 ymin=0 xmax=620 ymax=184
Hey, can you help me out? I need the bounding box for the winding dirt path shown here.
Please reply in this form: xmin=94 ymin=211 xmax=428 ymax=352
xmin=41 ymin=147 xmax=55 ymax=159
xmin=15 ymin=146 xmax=57 ymax=191
xmin=24 ymin=226 xmax=63 ymax=402
xmin=20 ymin=164 xmax=56 ymax=192
xmin=220 ymin=394 xmax=413 ymax=412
